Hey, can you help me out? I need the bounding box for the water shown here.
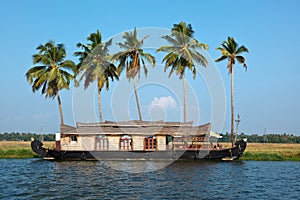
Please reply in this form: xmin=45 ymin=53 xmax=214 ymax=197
xmin=0 ymin=159 xmax=299 ymax=200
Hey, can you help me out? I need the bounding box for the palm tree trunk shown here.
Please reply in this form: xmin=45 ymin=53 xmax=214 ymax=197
xmin=133 ymin=78 xmax=143 ymax=121
xmin=183 ymin=73 xmax=187 ymax=123
xmin=98 ymin=87 xmax=103 ymax=122
xmin=231 ymin=65 xmax=235 ymax=147
xmin=57 ymin=93 xmax=64 ymax=125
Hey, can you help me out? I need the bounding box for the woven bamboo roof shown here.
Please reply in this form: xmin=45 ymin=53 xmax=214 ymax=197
xmin=61 ymin=121 xmax=211 ymax=137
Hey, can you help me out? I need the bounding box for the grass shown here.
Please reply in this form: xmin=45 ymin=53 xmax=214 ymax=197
xmin=0 ymin=149 xmax=37 ymax=159
xmin=0 ymin=141 xmax=55 ymax=159
xmin=220 ymin=142 xmax=300 ymax=161
xmin=241 ymin=143 xmax=300 ymax=161
xmin=0 ymin=141 xmax=300 ymax=160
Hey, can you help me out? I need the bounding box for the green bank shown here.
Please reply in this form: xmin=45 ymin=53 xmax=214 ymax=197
xmin=1 ymin=141 xmax=300 ymax=160
xmin=0 ymin=141 xmax=54 ymax=159
xmin=2 ymin=150 xmax=300 ymax=161
xmin=0 ymin=149 xmax=37 ymax=159
xmin=240 ymin=152 xmax=300 ymax=161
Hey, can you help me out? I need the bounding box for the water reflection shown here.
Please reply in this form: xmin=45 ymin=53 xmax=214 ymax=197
xmin=101 ymin=160 xmax=175 ymax=173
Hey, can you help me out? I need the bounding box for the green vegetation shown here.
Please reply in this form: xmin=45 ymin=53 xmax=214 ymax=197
xmin=1 ymin=139 xmax=300 ymax=160
xmin=245 ymin=133 xmax=300 ymax=143
xmin=157 ymin=22 xmax=208 ymax=122
xmin=0 ymin=141 xmax=55 ymax=159
xmin=18 ymin=22 xmax=300 ymax=162
xmin=25 ymin=41 xmax=77 ymax=125
xmin=218 ymin=132 xmax=300 ymax=143
xmin=1 ymin=133 xmax=299 ymax=160
xmin=24 ymin=22 xmax=214 ymax=124
xmin=110 ymin=27 xmax=156 ymax=121
xmin=0 ymin=132 xmax=54 ymax=141
xmin=215 ymin=37 xmax=249 ymax=147
xmin=239 ymin=142 xmax=300 ymax=161
xmin=241 ymin=152 xmax=300 ymax=161
xmin=0 ymin=149 xmax=37 ymax=159
xmin=74 ymin=30 xmax=119 ymax=122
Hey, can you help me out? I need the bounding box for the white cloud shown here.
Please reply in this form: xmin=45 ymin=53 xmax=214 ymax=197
xmin=149 ymin=96 xmax=177 ymax=109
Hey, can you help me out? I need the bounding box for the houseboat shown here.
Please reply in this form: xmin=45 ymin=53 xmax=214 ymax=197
xmin=31 ymin=121 xmax=247 ymax=161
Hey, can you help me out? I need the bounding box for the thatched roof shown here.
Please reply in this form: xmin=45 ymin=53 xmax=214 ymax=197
xmin=61 ymin=121 xmax=211 ymax=137
xmin=60 ymin=124 xmax=76 ymax=134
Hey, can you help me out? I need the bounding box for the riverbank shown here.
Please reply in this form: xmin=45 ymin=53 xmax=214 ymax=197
xmin=0 ymin=141 xmax=54 ymax=159
xmin=0 ymin=141 xmax=300 ymax=160
xmin=244 ymin=143 xmax=300 ymax=161
xmin=221 ymin=142 xmax=300 ymax=161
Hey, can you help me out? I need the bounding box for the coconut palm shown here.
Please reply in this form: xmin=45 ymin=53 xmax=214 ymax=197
xmin=156 ymin=22 xmax=208 ymax=122
xmin=110 ymin=28 xmax=156 ymax=121
xmin=25 ymin=41 xmax=77 ymax=125
xmin=74 ymin=30 xmax=119 ymax=122
xmin=215 ymin=36 xmax=248 ymax=147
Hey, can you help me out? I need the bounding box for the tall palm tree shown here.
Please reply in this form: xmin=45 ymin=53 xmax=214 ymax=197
xmin=25 ymin=41 xmax=77 ymax=125
xmin=110 ymin=27 xmax=156 ymax=121
xmin=215 ymin=36 xmax=248 ymax=147
xmin=157 ymin=22 xmax=208 ymax=122
xmin=74 ymin=30 xmax=119 ymax=122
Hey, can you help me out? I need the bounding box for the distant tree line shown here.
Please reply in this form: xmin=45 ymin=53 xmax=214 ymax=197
xmin=218 ymin=132 xmax=300 ymax=143
xmin=0 ymin=132 xmax=55 ymax=141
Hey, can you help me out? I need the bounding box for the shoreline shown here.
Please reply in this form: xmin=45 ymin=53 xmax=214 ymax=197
xmin=0 ymin=141 xmax=299 ymax=161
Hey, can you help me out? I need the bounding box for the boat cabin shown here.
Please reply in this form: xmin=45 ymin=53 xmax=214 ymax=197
xmin=57 ymin=121 xmax=212 ymax=152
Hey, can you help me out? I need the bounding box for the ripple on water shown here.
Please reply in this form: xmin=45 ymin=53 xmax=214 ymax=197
xmin=0 ymin=159 xmax=300 ymax=199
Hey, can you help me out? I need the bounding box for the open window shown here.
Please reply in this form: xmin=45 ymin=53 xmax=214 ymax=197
xmin=144 ymin=136 xmax=157 ymax=150
xmin=95 ymin=135 xmax=108 ymax=150
xmin=70 ymin=135 xmax=78 ymax=143
xmin=120 ymin=135 xmax=132 ymax=150
xmin=166 ymin=135 xmax=173 ymax=150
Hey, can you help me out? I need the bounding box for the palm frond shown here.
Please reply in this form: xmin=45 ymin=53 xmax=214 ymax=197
xmin=189 ymin=50 xmax=208 ymax=67
xmin=111 ymin=28 xmax=155 ymax=82
xmin=215 ymin=55 xmax=228 ymax=62
xmin=236 ymin=55 xmax=247 ymax=70
xmin=33 ymin=72 xmax=49 ymax=92
xmin=33 ymin=54 xmax=51 ymax=65
xmin=236 ymin=45 xmax=249 ymax=54
xmin=141 ymin=58 xmax=148 ymax=77
xmin=25 ymin=66 xmax=46 ymax=83
xmin=196 ymin=42 xmax=209 ymax=51
xmin=60 ymin=60 xmax=77 ymax=73
xmin=162 ymin=52 xmax=178 ymax=65
xmin=161 ymin=35 xmax=179 ymax=46
xmin=140 ymin=52 xmax=156 ymax=67
xmin=216 ymin=36 xmax=248 ymax=72
xmin=156 ymin=45 xmax=179 ymax=53
xmin=158 ymin=22 xmax=208 ymax=81
xmin=26 ymin=41 xmax=77 ymax=98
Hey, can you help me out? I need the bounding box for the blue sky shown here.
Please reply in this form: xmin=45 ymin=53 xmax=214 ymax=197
xmin=0 ymin=0 xmax=299 ymax=135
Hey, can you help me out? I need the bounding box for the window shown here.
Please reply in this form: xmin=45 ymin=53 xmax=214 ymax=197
xmin=120 ymin=135 xmax=132 ymax=150
xmin=166 ymin=135 xmax=173 ymax=150
xmin=70 ymin=135 xmax=78 ymax=143
xmin=144 ymin=136 xmax=157 ymax=150
xmin=188 ymin=136 xmax=203 ymax=149
xmin=95 ymin=135 xmax=108 ymax=150
xmin=192 ymin=136 xmax=205 ymax=142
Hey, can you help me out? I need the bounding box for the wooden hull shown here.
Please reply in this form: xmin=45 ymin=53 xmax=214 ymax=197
xmin=31 ymin=139 xmax=247 ymax=161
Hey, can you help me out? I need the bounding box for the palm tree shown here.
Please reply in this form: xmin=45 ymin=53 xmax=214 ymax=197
xmin=215 ymin=36 xmax=249 ymax=147
xmin=110 ymin=28 xmax=156 ymax=121
xmin=74 ymin=30 xmax=119 ymax=122
xmin=156 ymin=22 xmax=208 ymax=122
xmin=25 ymin=41 xmax=77 ymax=125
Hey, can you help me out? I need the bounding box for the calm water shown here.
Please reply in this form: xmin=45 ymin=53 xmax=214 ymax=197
xmin=0 ymin=159 xmax=299 ymax=200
